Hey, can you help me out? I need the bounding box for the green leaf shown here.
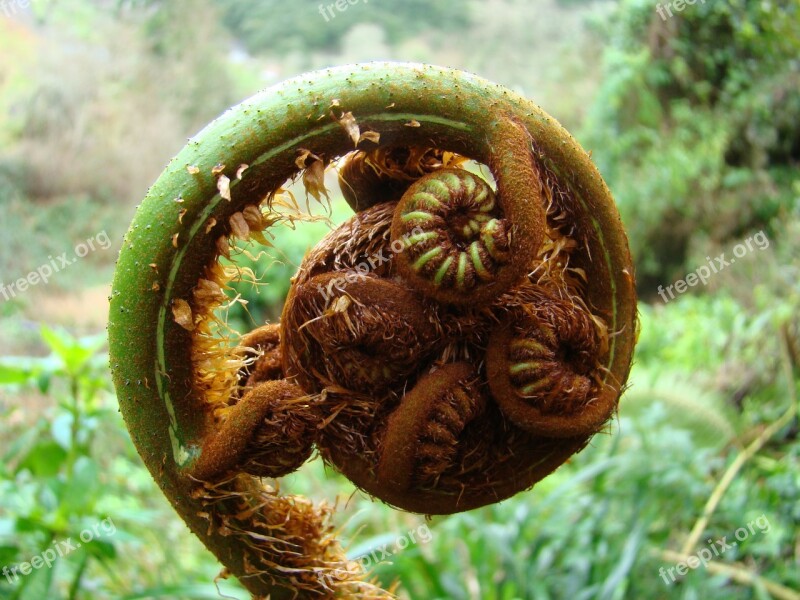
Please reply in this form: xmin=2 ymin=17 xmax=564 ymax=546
xmin=35 ymin=373 xmax=51 ymax=395
xmin=0 ymin=361 xmax=33 ymax=385
xmin=59 ymin=457 xmax=99 ymax=515
xmin=15 ymin=559 xmax=55 ymax=600
xmin=83 ymin=538 xmax=116 ymax=561
xmin=0 ymin=544 xmax=19 ymax=566
xmin=39 ymin=326 xmax=104 ymax=376
xmin=0 ymin=356 xmax=61 ymax=386
xmin=121 ymin=583 xmax=250 ymax=599
xmin=599 ymin=520 xmax=644 ymax=599
xmin=50 ymin=413 xmax=74 ymax=451
xmin=17 ymin=441 xmax=67 ymax=478
xmin=2 ymin=425 xmax=43 ymax=463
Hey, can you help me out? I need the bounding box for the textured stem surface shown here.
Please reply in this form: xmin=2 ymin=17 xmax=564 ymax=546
xmin=108 ymin=62 xmax=637 ymax=598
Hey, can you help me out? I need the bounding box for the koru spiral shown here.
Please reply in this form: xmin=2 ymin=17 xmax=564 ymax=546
xmin=109 ymin=63 xmax=637 ymax=598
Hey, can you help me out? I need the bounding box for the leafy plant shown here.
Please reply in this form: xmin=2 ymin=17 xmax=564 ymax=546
xmin=0 ymin=327 xmax=250 ymax=599
xmin=581 ymin=0 xmax=800 ymax=293
xmin=0 ymin=326 xmax=115 ymax=599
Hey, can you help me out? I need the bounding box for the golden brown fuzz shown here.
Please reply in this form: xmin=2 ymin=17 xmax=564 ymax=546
xmin=281 ymin=272 xmax=441 ymax=394
xmin=188 ymin=380 xmax=314 ymax=481
xmin=239 ymin=323 xmax=283 ymax=389
xmin=256 ymin=147 xmax=617 ymax=513
xmin=339 ymin=146 xmax=458 ymax=211
xmin=376 ymin=362 xmax=485 ymax=492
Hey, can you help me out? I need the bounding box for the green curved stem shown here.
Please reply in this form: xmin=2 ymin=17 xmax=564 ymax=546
xmin=108 ymin=62 xmax=637 ymax=597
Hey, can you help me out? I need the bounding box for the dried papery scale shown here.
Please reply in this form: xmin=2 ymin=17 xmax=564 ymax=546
xmin=338 ymin=145 xmax=465 ymax=211
xmin=181 ymin=264 xmax=259 ymax=415
xmin=237 ymin=323 xmax=283 ymax=390
xmin=193 ymin=475 xmax=393 ymax=599
xmin=109 ymin=63 xmax=637 ymax=598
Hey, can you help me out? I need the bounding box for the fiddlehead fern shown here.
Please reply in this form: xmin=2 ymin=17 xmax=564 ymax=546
xmin=281 ymin=271 xmax=440 ymax=394
xmin=108 ymin=63 xmax=637 ymax=598
xmin=376 ymin=362 xmax=486 ymax=491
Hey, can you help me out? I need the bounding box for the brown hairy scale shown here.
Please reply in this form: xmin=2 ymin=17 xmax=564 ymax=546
xmin=238 ymin=323 xmax=283 ymax=389
xmin=280 ymin=272 xmax=441 ymax=395
xmin=294 ymin=201 xmax=398 ymax=284
xmin=236 ymin=386 xmax=319 ymax=478
xmin=188 ymin=380 xmax=311 ymax=481
xmin=204 ymin=144 xmax=616 ymax=514
xmin=192 ymin=473 xmax=390 ymax=597
xmin=485 ymin=286 xmax=615 ymax=438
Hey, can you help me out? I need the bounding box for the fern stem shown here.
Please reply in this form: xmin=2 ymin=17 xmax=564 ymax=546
xmin=679 ymin=325 xmax=799 ymax=557
xmin=658 ymin=550 xmax=800 ymax=600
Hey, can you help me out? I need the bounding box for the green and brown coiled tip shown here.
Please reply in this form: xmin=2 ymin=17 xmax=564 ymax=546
xmin=108 ymin=63 xmax=637 ymax=599
xmin=391 ymin=168 xmax=515 ymax=304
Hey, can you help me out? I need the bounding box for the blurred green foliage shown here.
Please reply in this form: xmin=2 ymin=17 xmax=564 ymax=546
xmin=0 ymin=328 xmax=250 ymax=598
xmin=215 ymin=0 xmax=470 ymax=55
xmin=582 ymin=0 xmax=800 ymax=293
